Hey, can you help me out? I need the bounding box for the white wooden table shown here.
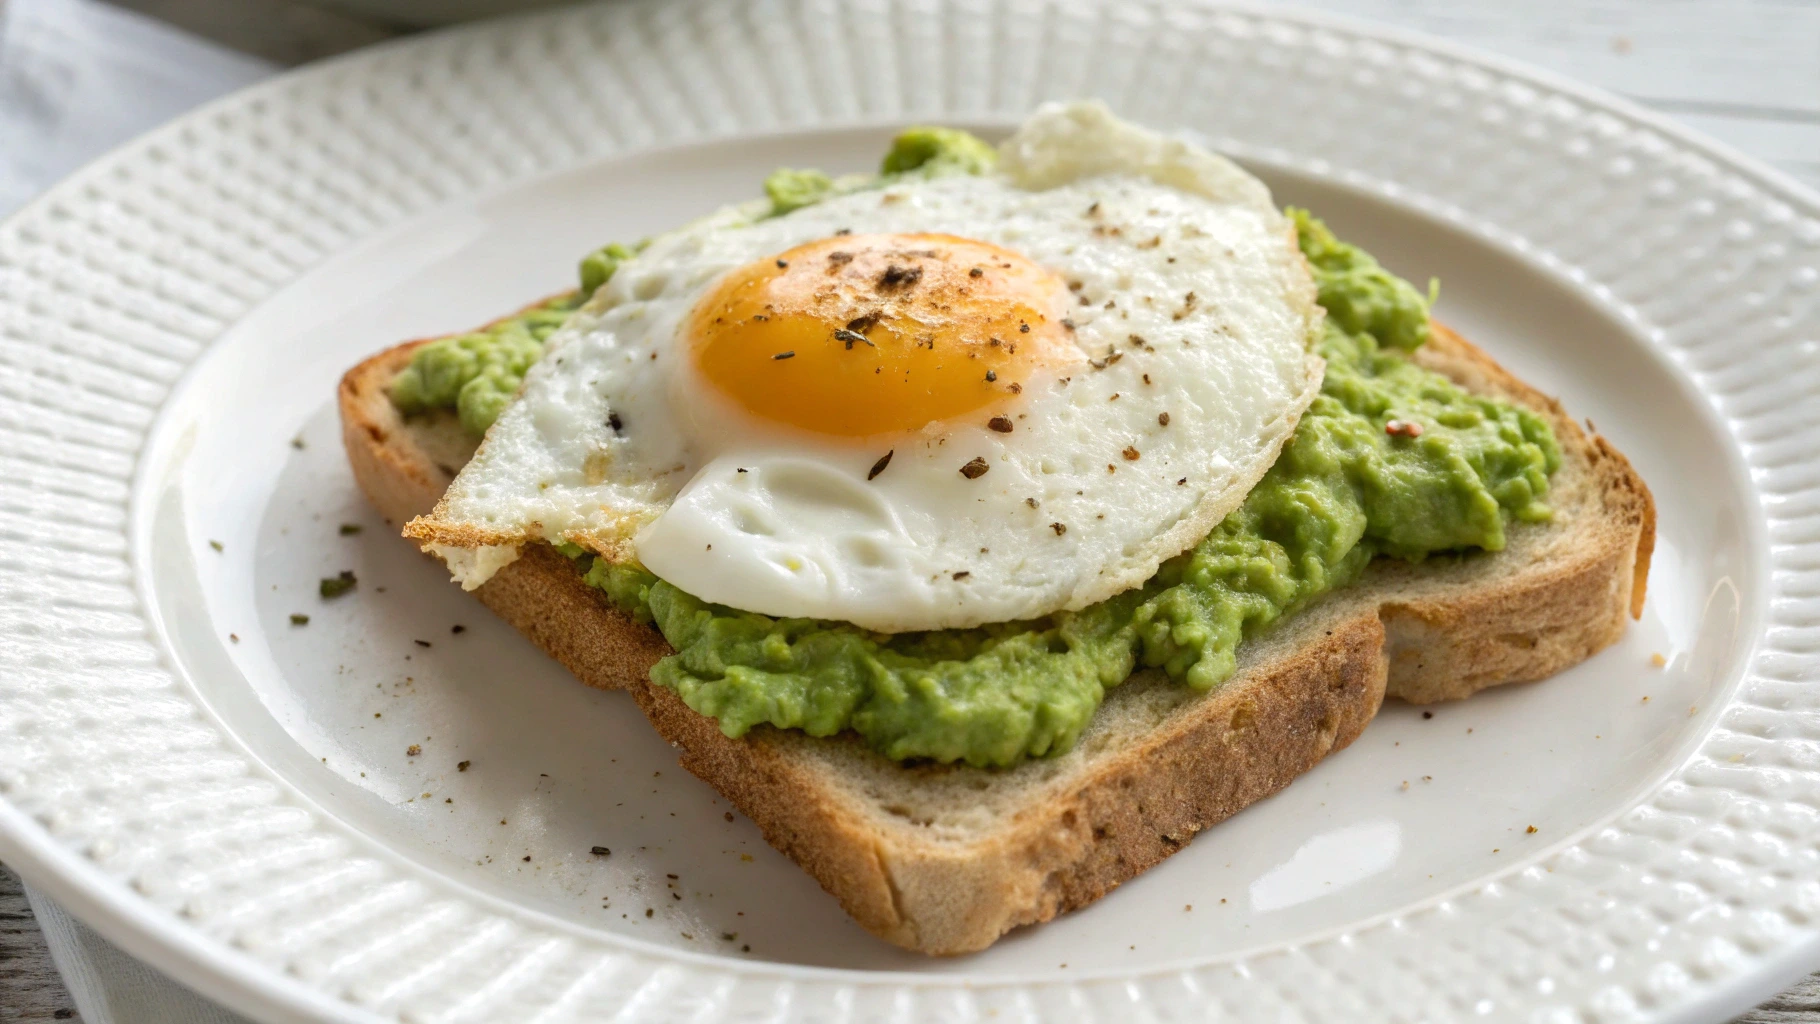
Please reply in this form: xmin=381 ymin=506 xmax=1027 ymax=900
xmin=1 ymin=1 xmax=1817 ymax=1021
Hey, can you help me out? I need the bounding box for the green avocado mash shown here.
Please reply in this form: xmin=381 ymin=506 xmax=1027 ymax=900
xmin=391 ymin=129 xmax=1560 ymax=769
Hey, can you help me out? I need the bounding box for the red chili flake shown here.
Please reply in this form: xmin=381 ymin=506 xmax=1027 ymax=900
xmin=960 ymin=457 xmax=990 ymax=479
xmin=1385 ymin=419 xmax=1425 ymax=438
xmin=987 ymin=416 xmax=1013 ymax=433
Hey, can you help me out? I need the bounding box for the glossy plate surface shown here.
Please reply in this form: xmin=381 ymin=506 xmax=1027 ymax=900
xmin=1 ymin=1 xmax=1817 ymax=1021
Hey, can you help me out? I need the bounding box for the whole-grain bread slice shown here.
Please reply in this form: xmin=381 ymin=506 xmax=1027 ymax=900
xmin=339 ymin=318 xmax=1654 ymax=955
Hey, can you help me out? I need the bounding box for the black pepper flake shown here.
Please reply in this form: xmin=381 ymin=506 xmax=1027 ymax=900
xmin=827 ymin=250 xmax=853 ymax=265
xmin=414 ymin=639 xmax=432 ymax=648
xmin=833 ymin=328 xmax=872 ymax=349
xmin=846 ymin=312 xmax=880 ymax=334
xmin=451 ymin=624 xmax=466 ymax=634
xmin=772 ymin=350 xmax=795 ymax=360
xmin=645 ymin=908 xmax=654 ymax=918
xmin=1008 ymin=382 xmax=1023 ymax=394
xmin=868 ymin=450 xmax=894 ymax=480
xmin=985 ymin=369 xmax=997 ymax=382
xmin=959 ymin=457 xmax=990 ymax=479
xmin=834 ymin=227 xmax=852 ymax=236
xmin=1422 ymin=711 xmax=1434 ymax=719
xmin=458 ymin=760 xmax=471 ymax=771
xmin=1018 ymin=323 xmax=1030 ymax=333
xmin=1025 ymin=497 xmax=1039 ymax=509
xmin=592 ymin=845 xmax=611 ymax=856
xmin=339 ymin=523 xmax=363 ymax=536
xmin=878 ymin=263 xmax=923 ymax=289
xmin=1061 ymin=318 xmax=1076 ymax=331
xmin=1123 ymin=446 xmax=1141 ymax=461
xmin=1051 ymin=522 xmax=1067 ymax=535
xmin=1159 ymin=412 xmax=1170 ymax=426
xmin=290 ymin=437 xmax=306 ymax=450
xmin=523 ymin=856 xmax=532 ymax=862
xmin=1086 ymin=201 xmax=1101 ymax=216
xmin=987 ymin=416 xmax=1013 ymax=433
xmin=607 ymin=411 xmax=624 ymax=433
xmin=1143 ymin=373 xmax=1152 ymax=385
xmin=1177 ymin=477 xmax=1188 ymax=485
xmin=969 ymin=266 xmax=984 ymax=278
xmin=952 ymin=571 xmax=971 ymax=580
xmin=290 ymin=613 xmax=310 ymax=625
xmin=775 ymin=258 xmax=789 ymax=268
xmin=319 ymin=570 xmax=357 ymax=599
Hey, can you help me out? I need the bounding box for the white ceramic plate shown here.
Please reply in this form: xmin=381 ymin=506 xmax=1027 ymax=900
xmin=3 ymin=1 xmax=1819 ymax=1020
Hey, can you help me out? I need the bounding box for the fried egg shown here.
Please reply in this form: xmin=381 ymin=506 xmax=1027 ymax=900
xmin=409 ymin=102 xmax=1322 ymax=633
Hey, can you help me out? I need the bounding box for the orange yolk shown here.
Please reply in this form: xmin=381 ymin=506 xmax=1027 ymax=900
xmin=684 ymin=233 xmax=1079 ymax=437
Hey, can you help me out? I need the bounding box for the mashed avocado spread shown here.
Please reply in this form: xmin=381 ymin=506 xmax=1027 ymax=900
xmin=390 ymin=129 xmax=1560 ymax=769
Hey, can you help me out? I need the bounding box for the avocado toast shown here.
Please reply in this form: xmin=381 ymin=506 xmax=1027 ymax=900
xmin=338 ymin=108 xmax=1654 ymax=954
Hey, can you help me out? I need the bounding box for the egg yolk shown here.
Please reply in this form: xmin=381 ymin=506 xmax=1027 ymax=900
xmin=684 ymin=233 xmax=1078 ymax=437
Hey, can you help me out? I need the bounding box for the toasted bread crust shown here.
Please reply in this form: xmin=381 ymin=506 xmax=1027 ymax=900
xmin=339 ymin=319 xmax=1654 ymax=955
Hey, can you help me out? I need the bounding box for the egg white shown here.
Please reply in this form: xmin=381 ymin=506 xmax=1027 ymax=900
xmin=411 ymin=102 xmax=1321 ymax=633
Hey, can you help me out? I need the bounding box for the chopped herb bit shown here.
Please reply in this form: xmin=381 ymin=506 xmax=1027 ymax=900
xmin=833 ymin=228 xmax=852 ymax=236
xmin=592 ymin=845 xmax=611 ymax=856
xmin=1025 ymin=497 xmax=1039 ymax=509
xmin=319 ymin=571 xmax=357 ymax=599
xmin=406 ymin=744 xmax=421 ymax=756
xmin=289 ymin=613 xmax=310 ymax=626
xmin=1008 ymin=382 xmax=1023 ymax=394
xmin=339 ymin=523 xmax=363 ymax=536
xmin=208 ymin=540 xmax=223 ymax=552
xmin=868 ymin=450 xmax=894 ymax=480
xmin=414 ymin=639 xmax=432 ymax=648
xmin=1177 ymin=477 xmax=1188 ymax=485
xmin=1050 ymin=522 xmax=1067 ymax=535
xmin=290 ymin=437 xmax=305 ymax=450
xmin=959 ymin=456 xmax=990 ymax=479
xmin=458 ymin=760 xmax=471 ymax=771
xmin=772 ymin=350 xmax=796 ymax=360
xmin=987 ymin=416 xmax=1013 ymax=433
xmin=1159 ymin=412 xmax=1171 ymax=426
xmin=833 ymin=327 xmax=872 ymax=349
xmin=952 ymin=571 xmax=971 ymax=580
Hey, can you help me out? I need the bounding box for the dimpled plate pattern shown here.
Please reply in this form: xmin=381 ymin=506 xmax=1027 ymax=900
xmin=2 ymin=0 xmax=1820 ymax=1021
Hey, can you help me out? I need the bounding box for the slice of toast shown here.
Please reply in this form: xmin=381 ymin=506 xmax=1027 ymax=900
xmin=340 ymin=317 xmax=1654 ymax=955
